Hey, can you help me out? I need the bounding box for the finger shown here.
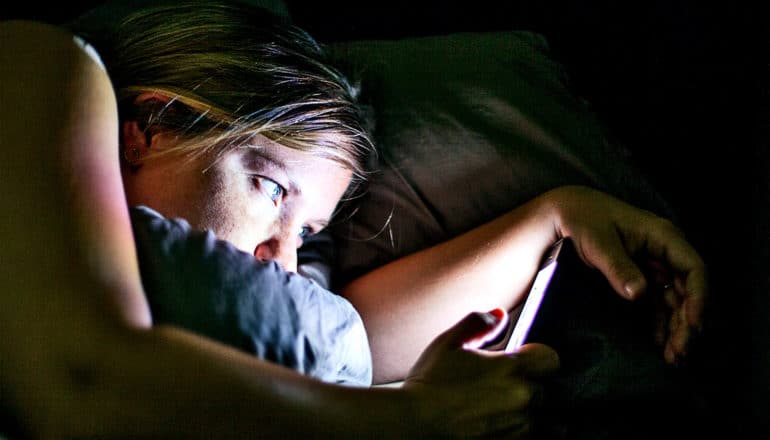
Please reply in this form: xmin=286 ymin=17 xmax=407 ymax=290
xmin=464 ymin=309 xmax=510 ymax=350
xmin=668 ymin=278 xmax=706 ymax=336
xmin=664 ymin=286 xmax=680 ymax=308
xmin=665 ymin=340 xmax=677 ymax=364
xmin=666 ymin=308 xmax=679 ymax=362
xmin=654 ymin=297 xmax=668 ymax=347
xmin=510 ymin=343 xmax=560 ymax=376
xmin=664 ymin=303 xmax=691 ymax=364
xmin=668 ymin=305 xmax=680 ymax=336
xmin=681 ymin=270 xmax=707 ymax=331
xmin=642 ymin=258 xmax=674 ymax=288
xmin=672 ymin=301 xmax=691 ymax=353
xmin=440 ymin=309 xmax=507 ymax=349
xmin=495 ymin=378 xmax=538 ymax=412
xmin=641 ymin=227 xmax=708 ymax=330
xmin=671 ymin=325 xmax=690 ymax=357
xmin=576 ymin=234 xmax=647 ymax=300
xmin=647 ymin=226 xmax=703 ymax=278
xmin=666 ymin=327 xmax=690 ymax=365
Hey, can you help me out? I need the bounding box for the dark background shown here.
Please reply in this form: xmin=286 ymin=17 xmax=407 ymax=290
xmin=6 ymin=1 xmax=768 ymax=437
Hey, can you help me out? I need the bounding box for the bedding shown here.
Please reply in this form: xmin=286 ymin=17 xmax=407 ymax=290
xmin=131 ymin=206 xmax=372 ymax=386
xmin=326 ymin=30 xmax=675 ymax=287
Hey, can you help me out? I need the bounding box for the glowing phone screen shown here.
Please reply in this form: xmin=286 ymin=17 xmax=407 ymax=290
xmin=504 ymin=259 xmax=558 ymax=353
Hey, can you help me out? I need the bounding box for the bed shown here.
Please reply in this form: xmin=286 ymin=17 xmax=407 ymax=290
xmin=14 ymin=0 xmax=766 ymax=438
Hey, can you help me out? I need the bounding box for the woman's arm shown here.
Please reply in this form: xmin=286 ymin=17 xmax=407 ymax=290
xmin=0 ymin=21 xmax=555 ymax=438
xmin=0 ymin=20 xmax=149 ymax=327
xmin=343 ymin=185 xmax=707 ymax=384
xmin=342 ymin=194 xmax=558 ymax=383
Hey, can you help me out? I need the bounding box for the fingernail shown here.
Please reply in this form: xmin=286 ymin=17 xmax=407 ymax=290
xmin=489 ymin=308 xmax=505 ymax=320
xmin=691 ymin=316 xmax=704 ymax=334
xmin=624 ymin=279 xmax=645 ymax=298
xmin=481 ymin=308 xmax=504 ymax=326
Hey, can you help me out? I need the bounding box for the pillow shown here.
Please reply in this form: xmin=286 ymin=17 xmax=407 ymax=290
xmin=131 ymin=206 xmax=372 ymax=386
xmin=327 ymin=31 xmax=674 ymax=286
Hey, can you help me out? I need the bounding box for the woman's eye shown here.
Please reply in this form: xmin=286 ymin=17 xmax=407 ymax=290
xmin=298 ymin=226 xmax=312 ymax=239
xmin=253 ymin=176 xmax=284 ymax=204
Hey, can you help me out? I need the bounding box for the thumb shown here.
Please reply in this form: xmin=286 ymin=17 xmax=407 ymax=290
xmin=581 ymin=237 xmax=647 ymax=300
xmin=439 ymin=309 xmax=508 ymax=349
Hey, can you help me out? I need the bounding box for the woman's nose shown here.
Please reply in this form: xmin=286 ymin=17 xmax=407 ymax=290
xmin=254 ymin=236 xmax=298 ymax=273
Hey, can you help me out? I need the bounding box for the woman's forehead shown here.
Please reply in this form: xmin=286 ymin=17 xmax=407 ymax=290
xmin=239 ymin=136 xmax=353 ymax=211
xmin=242 ymin=135 xmax=350 ymax=175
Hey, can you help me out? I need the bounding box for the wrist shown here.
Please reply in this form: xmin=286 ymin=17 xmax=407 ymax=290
xmin=537 ymin=184 xmax=594 ymax=239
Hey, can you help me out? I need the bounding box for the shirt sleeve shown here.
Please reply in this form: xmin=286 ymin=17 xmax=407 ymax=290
xmin=129 ymin=205 xmax=372 ymax=387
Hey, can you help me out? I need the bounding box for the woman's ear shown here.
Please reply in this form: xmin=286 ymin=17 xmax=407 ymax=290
xmin=121 ymin=120 xmax=151 ymax=167
xmin=121 ymin=92 xmax=175 ymax=166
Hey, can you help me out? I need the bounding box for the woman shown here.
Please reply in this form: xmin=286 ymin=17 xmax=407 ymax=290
xmin=0 ymin=2 xmax=558 ymax=438
xmin=0 ymin=1 xmax=704 ymax=437
xmin=78 ymin=0 xmax=706 ymax=385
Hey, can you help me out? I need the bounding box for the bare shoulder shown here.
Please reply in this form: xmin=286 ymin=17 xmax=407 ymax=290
xmin=0 ymin=17 xmax=154 ymax=434
xmin=0 ymin=20 xmax=94 ymax=65
xmin=0 ymin=17 xmax=147 ymax=327
xmin=0 ymin=19 xmax=71 ymax=35
xmin=1 ymin=19 xmax=111 ymax=93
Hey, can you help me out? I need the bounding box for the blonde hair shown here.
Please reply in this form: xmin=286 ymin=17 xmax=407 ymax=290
xmin=74 ymin=1 xmax=373 ymax=183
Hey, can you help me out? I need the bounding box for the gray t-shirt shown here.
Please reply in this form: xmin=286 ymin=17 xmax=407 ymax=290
xmin=130 ymin=206 xmax=372 ymax=386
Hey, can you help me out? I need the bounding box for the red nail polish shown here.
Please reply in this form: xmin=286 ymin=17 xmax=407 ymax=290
xmin=489 ymin=308 xmax=505 ymax=321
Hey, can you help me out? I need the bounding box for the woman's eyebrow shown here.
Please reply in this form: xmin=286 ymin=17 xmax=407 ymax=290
xmin=313 ymin=219 xmax=330 ymax=230
xmin=245 ymin=146 xmax=285 ymax=170
xmin=245 ymin=147 xmax=299 ymax=193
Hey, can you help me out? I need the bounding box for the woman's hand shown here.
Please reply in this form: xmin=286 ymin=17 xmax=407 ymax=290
xmin=403 ymin=310 xmax=559 ymax=439
xmin=542 ymin=185 xmax=707 ymax=365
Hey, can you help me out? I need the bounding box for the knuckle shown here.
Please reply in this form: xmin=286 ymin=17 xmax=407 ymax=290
xmin=654 ymin=216 xmax=682 ymax=236
xmin=512 ymin=380 xmax=535 ymax=406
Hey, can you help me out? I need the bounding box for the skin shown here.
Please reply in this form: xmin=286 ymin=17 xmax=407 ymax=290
xmin=343 ymin=184 xmax=708 ymax=384
xmin=121 ymin=98 xmax=353 ymax=274
xmin=0 ymin=20 xmax=558 ymax=438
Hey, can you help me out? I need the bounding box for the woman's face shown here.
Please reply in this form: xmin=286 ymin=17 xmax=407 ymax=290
xmin=123 ymin=133 xmax=353 ymax=273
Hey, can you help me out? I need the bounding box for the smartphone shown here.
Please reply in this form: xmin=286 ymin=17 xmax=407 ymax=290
xmin=504 ymin=238 xmax=566 ymax=352
xmin=483 ymin=238 xmax=569 ymax=353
